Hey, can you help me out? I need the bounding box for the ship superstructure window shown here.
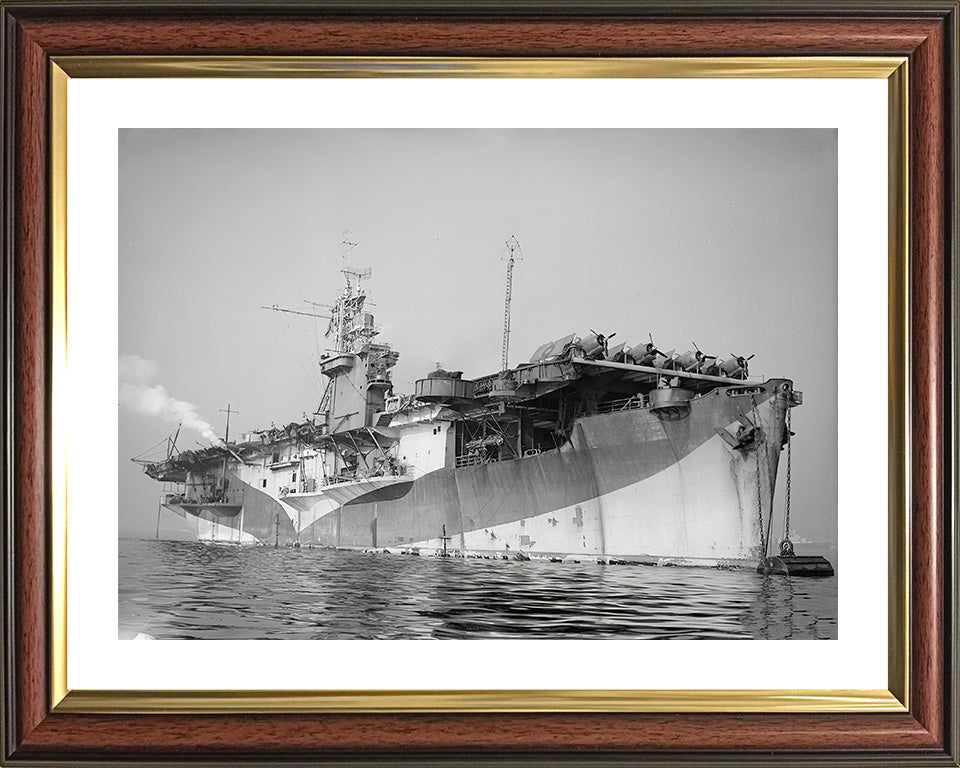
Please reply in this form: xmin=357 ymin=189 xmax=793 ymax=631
xmin=262 ymin=479 xmax=267 ymax=488
xmin=292 ymin=472 xmax=297 ymax=483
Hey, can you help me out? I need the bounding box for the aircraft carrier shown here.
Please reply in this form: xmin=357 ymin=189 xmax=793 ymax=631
xmin=136 ymin=241 xmax=812 ymax=569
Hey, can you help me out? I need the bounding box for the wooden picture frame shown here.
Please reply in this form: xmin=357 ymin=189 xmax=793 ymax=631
xmin=2 ymin=2 xmax=957 ymax=765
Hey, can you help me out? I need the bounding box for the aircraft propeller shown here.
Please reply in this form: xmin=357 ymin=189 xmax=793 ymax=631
xmin=721 ymin=353 xmax=755 ymax=379
xmin=630 ymin=333 xmax=669 ymax=366
xmin=589 ymin=328 xmax=617 ymax=357
xmin=686 ymin=341 xmax=717 ymax=372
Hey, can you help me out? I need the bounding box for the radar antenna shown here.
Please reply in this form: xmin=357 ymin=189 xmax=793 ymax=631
xmin=339 ymin=229 xmax=365 ymax=291
xmin=340 ymin=229 xmax=359 ymax=260
xmin=501 ymin=235 xmax=522 ymax=371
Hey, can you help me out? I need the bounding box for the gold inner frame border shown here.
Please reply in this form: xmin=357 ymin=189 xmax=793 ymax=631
xmin=48 ymin=55 xmax=909 ymax=714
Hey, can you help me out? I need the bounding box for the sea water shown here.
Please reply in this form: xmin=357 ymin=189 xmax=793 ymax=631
xmin=118 ymin=538 xmax=837 ymax=640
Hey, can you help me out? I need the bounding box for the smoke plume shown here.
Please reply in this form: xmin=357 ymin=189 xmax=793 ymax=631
xmin=119 ymin=354 xmax=222 ymax=445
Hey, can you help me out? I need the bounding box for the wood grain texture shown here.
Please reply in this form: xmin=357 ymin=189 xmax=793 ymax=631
xmin=13 ymin=712 xmax=942 ymax=755
xmin=2 ymin=4 xmax=955 ymax=764
xmin=16 ymin=16 xmax=943 ymax=56
xmin=13 ymin=20 xmax=49 ymax=750
xmin=908 ymin=16 xmax=946 ymax=746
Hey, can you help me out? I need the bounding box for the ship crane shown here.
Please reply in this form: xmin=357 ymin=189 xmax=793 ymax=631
xmin=166 ymin=423 xmax=181 ymax=460
xmin=501 ymin=236 xmax=522 ymax=371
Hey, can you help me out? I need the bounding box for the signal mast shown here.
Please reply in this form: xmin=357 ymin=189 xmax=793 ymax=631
xmin=501 ymin=235 xmax=522 ymax=371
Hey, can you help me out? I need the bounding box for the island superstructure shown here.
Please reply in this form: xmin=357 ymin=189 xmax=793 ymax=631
xmin=136 ymin=256 xmax=804 ymax=568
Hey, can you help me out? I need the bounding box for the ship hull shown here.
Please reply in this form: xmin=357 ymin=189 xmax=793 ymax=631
xmin=165 ymin=380 xmax=791 ymax=566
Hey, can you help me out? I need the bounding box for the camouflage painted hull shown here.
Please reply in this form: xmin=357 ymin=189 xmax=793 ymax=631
xmin=165 ymin=379 xmax=792 ymax=566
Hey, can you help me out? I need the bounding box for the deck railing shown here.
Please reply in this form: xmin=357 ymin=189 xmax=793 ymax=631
xmin=455 ymin=454 xmax=502 ymax=468
xmin=319 ymin=467 xmax=409 ymax=487
xmin=454 ymin=446 xmax=550 ymax=468
xmin=595 ymin=395 xmax=648 ymax=414
xmin=166 ymin=488 xmax=244 ymax=505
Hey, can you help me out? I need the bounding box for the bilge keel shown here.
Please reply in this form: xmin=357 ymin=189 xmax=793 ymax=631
xmin=136 ymin=254 xmax=824 ymax=571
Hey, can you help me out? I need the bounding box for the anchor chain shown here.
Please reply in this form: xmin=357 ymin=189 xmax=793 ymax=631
xmin=752 ymin=399 xmax=765 ymax=553
xmin=779 ymin=407 xmax=795 ymax=557
xmin=755 ymin=449 xmax=765 ymax=550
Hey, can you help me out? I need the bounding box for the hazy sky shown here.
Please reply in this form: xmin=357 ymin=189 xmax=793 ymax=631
xmin=119 ymin=128 xmax=837 ymax=542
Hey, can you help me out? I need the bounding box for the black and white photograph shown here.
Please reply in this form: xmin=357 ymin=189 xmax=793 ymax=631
xmin=118 ymin=127 xmax=838 ymax=641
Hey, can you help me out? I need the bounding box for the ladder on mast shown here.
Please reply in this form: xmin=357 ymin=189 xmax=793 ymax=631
xmin=501 ymin=236 xmax=522 ymax=371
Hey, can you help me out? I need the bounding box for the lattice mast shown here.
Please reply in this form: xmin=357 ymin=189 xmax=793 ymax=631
xmin=328 ymin=232 xmax=376 ymax=354
xmin=501 ymin=236 xmax=522 ymax=371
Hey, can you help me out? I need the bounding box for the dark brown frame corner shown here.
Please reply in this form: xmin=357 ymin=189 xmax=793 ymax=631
xmin=1 ymin=2 xmax=958 ymax=766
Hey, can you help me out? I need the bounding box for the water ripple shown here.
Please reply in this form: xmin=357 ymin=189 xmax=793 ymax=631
xmin=119 ymin=539 xmax=837 ymax=640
